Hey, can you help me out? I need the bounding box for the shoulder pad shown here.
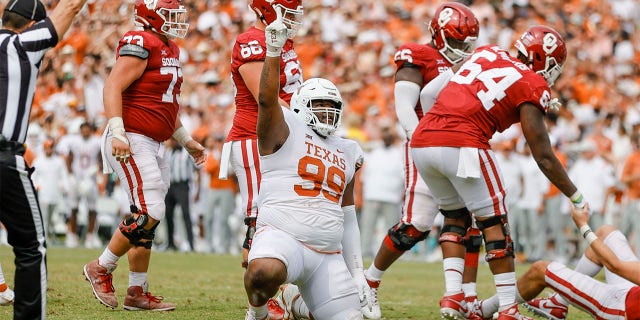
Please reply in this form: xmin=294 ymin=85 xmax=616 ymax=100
xmin=119 ymin=44 xmax=149 ymax=59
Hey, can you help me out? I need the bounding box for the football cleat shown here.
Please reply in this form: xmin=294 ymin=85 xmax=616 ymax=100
xmin=497 ymin=304 xmax=533 ymax=320
xmin=523 ymin=294 xmax=568 ymax=320
xmin=440 ymin=291 xmax=469 ymax=320
xmin=278 ymin=284 xmax=309 ymax=319
xmin=362 ymin=278 xmax=381 ymax=319
xmin=267 ymin=298 xmax=284 ymax=320
xmin=83 ymin=259 xmax=118 ymax=308
xmin=123 ymin=282 xmax=175 ymax=311
xmin=0 ymin=287 xmax=14 ymax=306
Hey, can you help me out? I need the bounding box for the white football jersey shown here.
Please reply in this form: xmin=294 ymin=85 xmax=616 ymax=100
xmin=67 ymin=134 xmax=102 ymax=178
xmin=257 ymin=107 xmax=364 ymax=252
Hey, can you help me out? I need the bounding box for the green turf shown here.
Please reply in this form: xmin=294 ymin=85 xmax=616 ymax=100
xmin=0 ymin=246 xmax=595 ymax=319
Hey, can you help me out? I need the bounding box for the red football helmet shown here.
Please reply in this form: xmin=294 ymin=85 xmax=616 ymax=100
xmin=514 ymin=25 xmax=567 ymax=86
xmin=134 ymin=0 xmax=189 ymax=39
xmin=249 ymin=0 xmax=303 ymax=38
xmin=429 ymin=2 xmax=480 ymax=64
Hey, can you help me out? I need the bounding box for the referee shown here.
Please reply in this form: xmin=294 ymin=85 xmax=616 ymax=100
xmin=0 ymin=0 xmax=88 ymax=319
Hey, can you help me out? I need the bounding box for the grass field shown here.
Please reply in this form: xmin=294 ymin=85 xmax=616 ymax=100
xmin=0 ymin=246 xmax=595 ymax=319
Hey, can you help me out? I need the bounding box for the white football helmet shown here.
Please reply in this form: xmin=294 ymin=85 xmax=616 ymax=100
xmin=290 ymin=78 xmax=343 ymax=137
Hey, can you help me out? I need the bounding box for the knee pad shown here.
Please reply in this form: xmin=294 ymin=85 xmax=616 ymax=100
xmin=477 ymin=215 xmax=513 ymax=261
xmin=438 ymin=224 xmax=467 ymax=245
xmin=386 ymin=223 xmax=429 ymax=252
xmin=118 ymin=213 xmax=158 ymax=249
xmin=465 ymin=227 xmax=483 ymax=253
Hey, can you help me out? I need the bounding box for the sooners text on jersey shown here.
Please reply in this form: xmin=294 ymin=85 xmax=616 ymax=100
xmin=119 ymin=30 xmax=183 ymax=142
xmin=411 ymin=45 xmax=552 ymax=149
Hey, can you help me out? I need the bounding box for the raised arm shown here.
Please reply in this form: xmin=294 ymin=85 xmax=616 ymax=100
xmin=47 ymin=0 xmax=88 ymax=39
xmin=257 ymin=8 xmax=289 ymax=156
xmin=520 ymin=103 xmax=582 ymax=204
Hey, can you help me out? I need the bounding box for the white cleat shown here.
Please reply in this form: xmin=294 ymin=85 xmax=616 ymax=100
xmin=0 ymin=287 xmax=14 ymax=306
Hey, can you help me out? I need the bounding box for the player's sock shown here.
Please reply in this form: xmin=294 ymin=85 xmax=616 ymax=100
xmin=129 ymin=271 xmax=147 ymax=287
xmin=462 ymin=282 xmax=477 ymax=298
xmin=249 ymin=302 xmax=268 ymax=320
xmin=443 ymin=257 xmax=464 ymax=293
xmin=365 ymin=264 xmax=384 ymax=282
xmin=98 ymin=248 xmax=120 ymax=267
xmin=494 ymin=272 xmax=517 ymax=309
xmin=574 ymin=255 xmax=602 ymax=277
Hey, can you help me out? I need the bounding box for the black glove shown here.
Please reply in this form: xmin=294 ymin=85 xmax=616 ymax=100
xmin=242 ymin=217 xmax=257 ymax=250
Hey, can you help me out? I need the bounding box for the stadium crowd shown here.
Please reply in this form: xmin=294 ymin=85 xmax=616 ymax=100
xmin=3 ymin=0 xmax=640 ymax=264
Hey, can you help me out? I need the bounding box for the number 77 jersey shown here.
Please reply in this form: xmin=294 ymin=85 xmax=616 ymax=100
xmin=257 ymin=108 xmax=364 ymax=253
xmin=411 ymin=45 xmax=553 ymax=150
xmin=118 ymin=30 xmax=183 ymax=143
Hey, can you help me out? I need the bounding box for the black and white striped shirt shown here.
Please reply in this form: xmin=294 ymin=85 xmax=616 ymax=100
xmin=169 ymin=147 xmax=196 ymax=183
xmin=0 ymin=18 xmax=57 ymax=144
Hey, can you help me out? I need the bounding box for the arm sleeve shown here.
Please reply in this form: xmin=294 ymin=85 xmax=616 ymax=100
xmin=419 ymin=68 xmax=454 ymax=114
xmin=394 ymin=81 xmax=421 ymax=139
xmin=341 ymin=205 xmax=365 ymax=279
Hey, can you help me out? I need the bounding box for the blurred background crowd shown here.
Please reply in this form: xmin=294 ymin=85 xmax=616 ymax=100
xmin=4 ymin=0 xmax=640 ymax=264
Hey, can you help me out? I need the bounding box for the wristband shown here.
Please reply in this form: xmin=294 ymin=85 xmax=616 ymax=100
xmin=585 ymin=231 xmax=598 ymax=245
xmin=172 ymin=126 xmax=193 ymax=146
xmin=570 ymin=191 xmax=585 ymax=208
xmin=579 ymin=224 xmax=591 ymax=237
xmin=108 ymin=117 xmax=129 ymax=145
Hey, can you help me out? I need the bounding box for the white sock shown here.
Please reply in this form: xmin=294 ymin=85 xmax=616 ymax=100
xmin=574 ymin=255 xmax=602 ymax=277
xmin=553 ymin=292 xmax=569 ymax=306
xmin=249 ymin=303 xmax=268 ymax=320
xmin=443 ymin=257 xmax=465 ymax=293
xmin=494 ymin=272 xmax=517 ymax=309
xmin=462 ymin=282 xmax=477 ymax=298
xmin=0 ymin=263 xmax=5 ymax=284
xmin=365 ymin=263 xmax=385 ymax=282
xmin=98 ymin=248 xmax=119 ymax=268
xmin=129 ymin=271 xmax=147 ymax=287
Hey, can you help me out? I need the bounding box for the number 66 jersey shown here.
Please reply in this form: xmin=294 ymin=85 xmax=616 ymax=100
xmin=257 ymin=107 xmax=364 ymax=253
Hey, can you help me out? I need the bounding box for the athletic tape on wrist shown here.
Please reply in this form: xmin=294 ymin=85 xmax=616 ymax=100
xmin=172 ymin=126 xmax=193 ymax=146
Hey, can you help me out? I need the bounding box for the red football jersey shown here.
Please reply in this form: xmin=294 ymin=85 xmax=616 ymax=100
xmin=227 ymin=26 xmax=303 ymax=141
xmin=411 ymin=45 xmax=552 ymax=149
xmin=119 ymin=30 xmax=182 ymax=142
xmin=626 ymin=286 xmax=640 ymax=319
xmin=394 ymin=43 xmax=453 ymax=119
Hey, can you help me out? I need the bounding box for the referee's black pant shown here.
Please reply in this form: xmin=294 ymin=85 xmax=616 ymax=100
xmin=0 ymin=149 xmax=47 ymax=320
xmin=164 ymin=181 xmax=194 ymax=251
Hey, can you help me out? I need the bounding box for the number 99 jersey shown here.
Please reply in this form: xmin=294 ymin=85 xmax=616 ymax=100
xmin=257 ymin=107 xmax=364 ymax=253
xmin=118 ymin=30 xmax=183 ymax=142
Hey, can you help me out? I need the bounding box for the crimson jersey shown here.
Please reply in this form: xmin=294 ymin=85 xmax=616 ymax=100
xmin=627 ymin=286 xmax=640 ymax=319
xmin=119 ymin=30 xmax=182 ymax=142
xmin=394 ymin=43 xmax=452 ymax=118
xmin=227 ymin=26 xmax=303 ymax=141
xmin=411 ymin=45 xmax=552 ymax=149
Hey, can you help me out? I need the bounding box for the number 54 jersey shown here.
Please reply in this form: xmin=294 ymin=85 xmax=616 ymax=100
xmin=411 ymin=45 xmax=552 ymax=150
xmin=257 ymin=108 xmax=364 ymax=253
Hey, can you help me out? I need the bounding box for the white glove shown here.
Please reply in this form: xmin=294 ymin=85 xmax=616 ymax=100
xmin=549 ymin=97 xmax=562 ymax=112
xmin=354 ymin=273 xmax=375 ymax=317
xmin=265 ymin=7 xmax=288 ymax=57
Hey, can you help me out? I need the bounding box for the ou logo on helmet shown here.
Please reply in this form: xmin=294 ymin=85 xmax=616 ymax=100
xmin=542 ymin=33 xmax=558 ymax=54
xmin=143 ymin=0 xmax=157 ymax=9
xmin=438 ymin=8 xmax=454 ymax=27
